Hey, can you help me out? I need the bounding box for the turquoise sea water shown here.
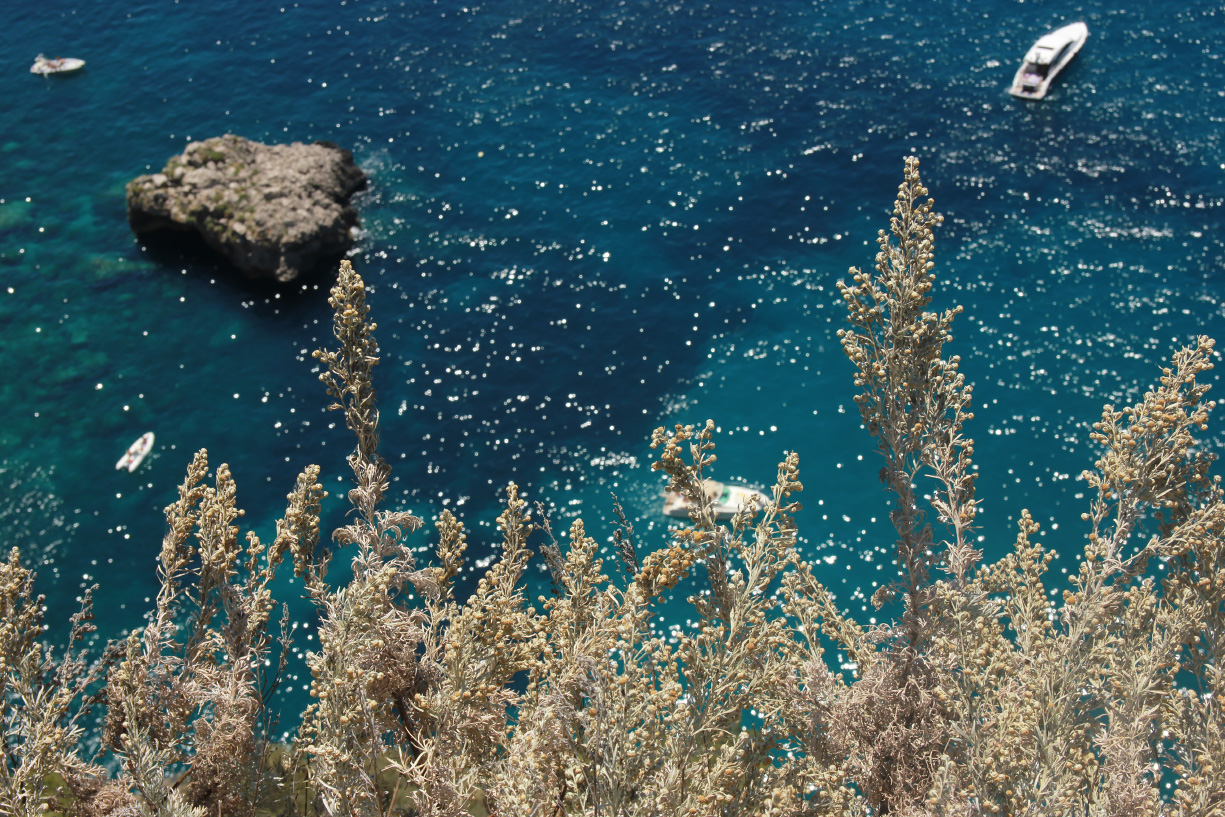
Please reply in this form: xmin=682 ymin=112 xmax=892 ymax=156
xmin=2 ymin=0 xmax=1223 ymax=719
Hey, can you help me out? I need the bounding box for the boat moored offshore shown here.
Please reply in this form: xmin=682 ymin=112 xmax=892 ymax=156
xmin=115 ymin=432 xmax=155 ymax=472
xmin=31 ymin=55 xmax=86 ymax=75
xmin=1008 ymin=22 xmax=1088 ymax=100
xmin=662 ymin=479 xmax=767 ymax=521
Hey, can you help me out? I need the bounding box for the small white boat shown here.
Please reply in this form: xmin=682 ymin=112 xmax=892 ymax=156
xmin=31 ymin=55 xmax=86 ymax=75
xmin=663 ymin=479 xmax=766 ymax=521
xmin=116 ymin=432 xmax=155 ymax=472
xmin=1008 ymin=22 xmax=1088 ymax=100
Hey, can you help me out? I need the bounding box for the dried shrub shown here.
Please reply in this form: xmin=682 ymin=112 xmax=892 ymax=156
xmin=2 ymin=161 xmax=1223 ymax=817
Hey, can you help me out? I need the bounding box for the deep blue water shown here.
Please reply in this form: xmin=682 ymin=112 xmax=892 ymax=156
xmin=2 ymin=0 xmax=1223 ymax=724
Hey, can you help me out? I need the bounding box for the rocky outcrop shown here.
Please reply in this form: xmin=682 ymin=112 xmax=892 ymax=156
xmin=126 ymin=135 xmax=366 ymax=282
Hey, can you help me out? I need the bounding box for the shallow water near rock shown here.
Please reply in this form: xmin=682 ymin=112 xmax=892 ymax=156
xmin=1 ymin=0 xmax=1222 ymax=729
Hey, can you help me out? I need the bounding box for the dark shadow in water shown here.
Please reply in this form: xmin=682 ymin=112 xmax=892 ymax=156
xmin=130 ymin=227 xmax=347 ymax=305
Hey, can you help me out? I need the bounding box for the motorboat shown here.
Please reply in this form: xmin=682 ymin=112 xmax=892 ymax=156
xmin=1008 ymin=22 xmax=1088 ymax=100
xmin=31 ymin=55 xmax=86 ymax=75
xmin=116 ymin=432 xmax=155 ymax=472
xmin=662 ymin=479 xmax=766 ymax=521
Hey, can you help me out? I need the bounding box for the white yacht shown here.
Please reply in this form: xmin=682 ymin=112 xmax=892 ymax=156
xmin=662 ymin=479 xmax=766 ymax=521
xmin=1009 ymin=22 xmax=1088 ymax=100
xmin=31 ymin=55 xmax=85 ymax=75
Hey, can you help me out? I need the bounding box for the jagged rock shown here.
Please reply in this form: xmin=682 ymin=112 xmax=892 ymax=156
xmin=126 ymin=135 xmax=366 ymax=282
